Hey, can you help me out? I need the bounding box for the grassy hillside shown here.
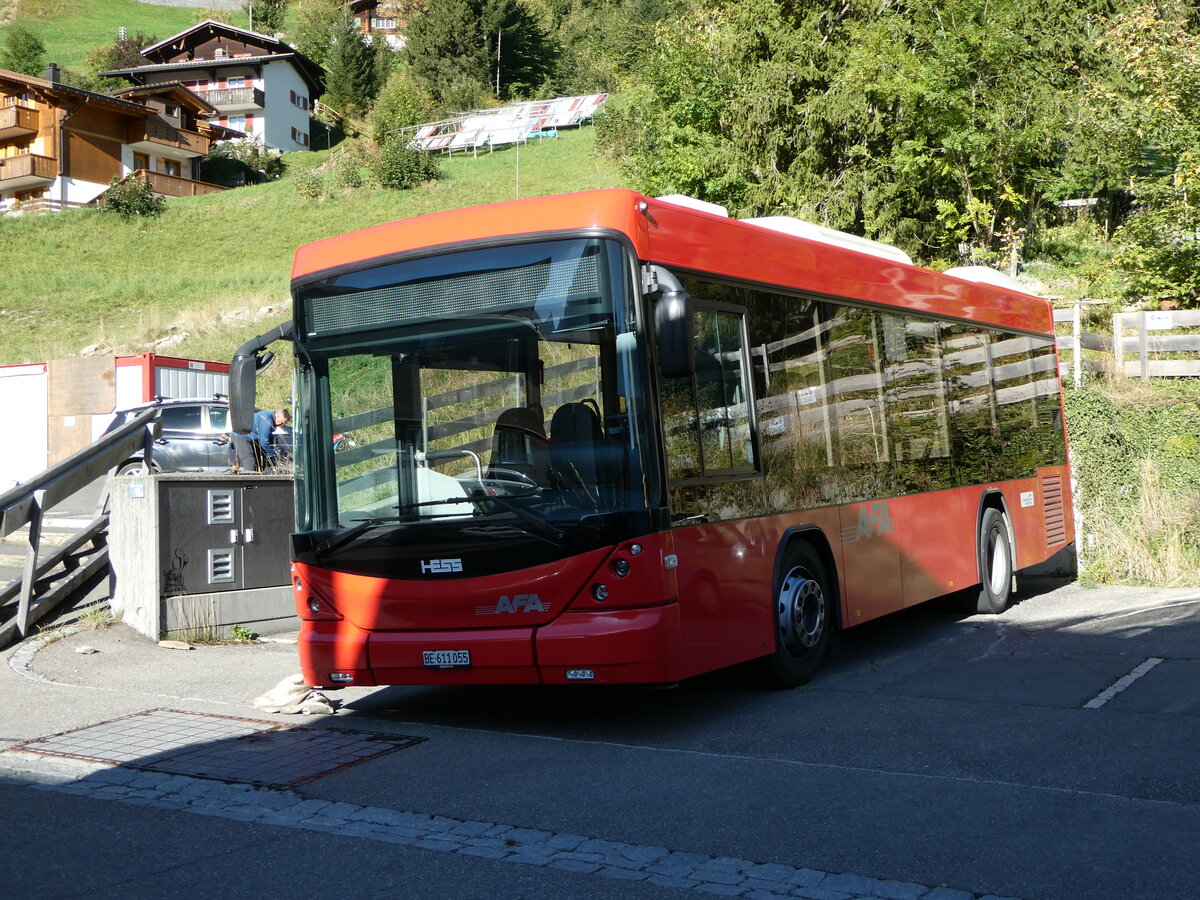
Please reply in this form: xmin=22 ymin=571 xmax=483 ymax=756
xmin=0 ymin=0 xmax=249 ymax=72
xmin=0 ymin=128 xmax=619 ymax=403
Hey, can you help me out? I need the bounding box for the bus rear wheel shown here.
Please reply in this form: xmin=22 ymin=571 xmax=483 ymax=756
xmin=766 ymin=542 xmax=832 ymax=688
xmin=976 ymin=507 xmax=1013 ymax=614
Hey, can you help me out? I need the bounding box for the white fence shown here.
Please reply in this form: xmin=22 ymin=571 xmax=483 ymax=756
xmin=1055 ymin=306 xmax=1200 ymax=385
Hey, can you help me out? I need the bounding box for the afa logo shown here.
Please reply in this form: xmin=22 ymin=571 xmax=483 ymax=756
xmin=840 ymin=501 xmax=896 ymax=544
xmin=475 ymin=594 xmax=549 ymax=615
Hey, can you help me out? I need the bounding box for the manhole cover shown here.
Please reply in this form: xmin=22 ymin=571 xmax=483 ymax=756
xmin=12 ymin=709 xmax=424 ymax=787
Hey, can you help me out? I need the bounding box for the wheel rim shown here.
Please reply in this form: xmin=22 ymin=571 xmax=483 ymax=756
xmin=777 ymin=565 xmax=825 ymax=656
xmin=987 ymin=528 xmax=1007 ymax=594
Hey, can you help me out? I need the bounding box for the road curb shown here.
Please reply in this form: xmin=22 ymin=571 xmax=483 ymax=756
xmin=8 ymin=627 xmax=77 ymax=685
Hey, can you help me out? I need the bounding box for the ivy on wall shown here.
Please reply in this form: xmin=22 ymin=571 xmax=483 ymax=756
xmin=1063 ymin=383 xmax=1200 ymax=585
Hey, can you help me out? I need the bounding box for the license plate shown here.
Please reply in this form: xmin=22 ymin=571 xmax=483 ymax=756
xmin=423 ymin=649 xmax=471 ymax=669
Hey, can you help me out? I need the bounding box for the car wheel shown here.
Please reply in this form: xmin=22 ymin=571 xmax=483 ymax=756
xmin=116 ymin=459 xmax=155 ymax=477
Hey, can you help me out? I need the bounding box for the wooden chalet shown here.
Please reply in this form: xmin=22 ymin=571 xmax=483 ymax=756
xmin=350 ymin=1 xmax=409 ymax=48
xmin=0 ymin=66 xmax=232 ymax=213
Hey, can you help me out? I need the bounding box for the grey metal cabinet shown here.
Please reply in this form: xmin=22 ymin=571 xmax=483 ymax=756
xmin=158 ymin=478 xmax=293 ymax=596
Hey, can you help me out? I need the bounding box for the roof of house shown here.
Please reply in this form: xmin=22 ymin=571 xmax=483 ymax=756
xmin=140 ymin=20 xmax=289 ymax=60
xmin=110 ymin=82 xmax=219 ymax=117
xmin=0 ymin=67 xmax=158 ymax=116
xmin=116 ymin=20 xmax=323 ymax=93
xmin=100 ymin=53 xmax=323 ymax=95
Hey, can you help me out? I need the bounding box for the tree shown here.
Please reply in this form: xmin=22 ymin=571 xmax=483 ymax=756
xmin=0 ymin=24 xmax=45 ymax=77
xmin=1086 ymin=3 xmax=1200 ymax=307
xmin=79 ymin=31 xmax=157 ymax=91
xmin=321 ymin=12 xmax=383 ymax=120
xmin=524 ymin=0 xmax=680 ymax=94
xmin=370 ymin=68 xmax=435 ymax=145
xmin=404 ymin=0 xmax=557 ymax=110
xmin=292 ymin=0 xmax=345 ymax=68
xmin=244 ymin=0 xmax=289 ymax=34
xmin=601 ymin=0 xmax=1121 ymax=264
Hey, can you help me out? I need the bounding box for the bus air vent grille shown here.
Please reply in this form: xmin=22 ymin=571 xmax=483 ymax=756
xmin=306 ymin=251 xmax=601 ymax=337
xmin=1041 ymin=473 xmax=1066 ymax=546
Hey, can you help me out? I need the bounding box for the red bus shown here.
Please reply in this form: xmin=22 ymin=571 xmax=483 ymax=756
xmin=231 ymin=189 xmax=1073 ymax=688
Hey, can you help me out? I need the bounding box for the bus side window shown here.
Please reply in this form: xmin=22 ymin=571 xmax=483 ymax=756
xmin=662 ymin=304 xmax=757 ymax=481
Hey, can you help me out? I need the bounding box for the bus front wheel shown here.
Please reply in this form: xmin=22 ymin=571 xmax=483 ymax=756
xmin=976 ymin=507 xmax=1013 ymax=615
xmin=766 ymin=541 xmax=832 ymax=688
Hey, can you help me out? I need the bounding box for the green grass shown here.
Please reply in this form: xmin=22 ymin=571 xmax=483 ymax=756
xmin=0 ymin=128 xmax=620 ymax=404
xmin=1 ymin=0 xmax=250 ymax=73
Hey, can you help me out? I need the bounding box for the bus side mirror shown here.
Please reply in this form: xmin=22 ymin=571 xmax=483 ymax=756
xmin=229 ymin=354 xmax=257 ymax=434
xmin=230 ymin=321 xmax=294 ymax=434
xmin=647 ymin=266 xmax=695 ymax=379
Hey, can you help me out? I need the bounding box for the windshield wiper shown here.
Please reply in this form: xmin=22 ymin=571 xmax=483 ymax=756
xmin=394 ymin=492 xmax=567 ymax=546
xmin=313 ymin=518 xmax=385 ymax=556
xmin=466 ymin=489 xmax=567 ymax=546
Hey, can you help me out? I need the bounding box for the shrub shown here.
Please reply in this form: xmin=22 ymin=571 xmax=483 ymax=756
xmin=102 ymin=175 xmax=166 ymax=219
xmin=292 ymin=167 xmax=325 ymax=200
xmin=332 ymin=139 xmax=374 ymax=190
xmin=208 ymin=138 xmax=284 ymax=180
xmin=375 ymin=137 xmax=440 ymax=190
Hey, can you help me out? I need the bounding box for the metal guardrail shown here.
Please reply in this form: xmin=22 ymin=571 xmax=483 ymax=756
xmin=0 ymin=408 xmax=160 ymax=646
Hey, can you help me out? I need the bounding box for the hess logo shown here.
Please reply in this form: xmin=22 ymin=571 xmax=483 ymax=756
xmin=421 ymin=559 xmax=463 ymax=574
xmin=475 ymin=594 xmax=548 ymax=615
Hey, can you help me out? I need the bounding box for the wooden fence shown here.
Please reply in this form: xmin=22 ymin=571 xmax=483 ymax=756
xmin=1054 ymin=306 xmax=1200 ymax=385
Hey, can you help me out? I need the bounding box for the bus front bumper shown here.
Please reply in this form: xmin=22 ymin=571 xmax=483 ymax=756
xmin=298 ymin=603 xmax=682 ymax=687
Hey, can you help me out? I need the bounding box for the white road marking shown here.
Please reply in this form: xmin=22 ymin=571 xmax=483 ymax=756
xmin=1083 ymin=657 xmax=1165 ymax=709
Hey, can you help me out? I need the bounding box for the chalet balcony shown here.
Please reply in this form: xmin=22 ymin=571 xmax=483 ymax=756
xmin=196 ymin=87 xmax=265 ymax=112
xmin=0 ymin=103 xmax=39 ymax=141
xmin=126 ymin=119 xmax=208 ymax=159
xmin=0 ymin=153 xmax=56 ymax=190
xmin=130 ymin=168 xmax=225 ymax=198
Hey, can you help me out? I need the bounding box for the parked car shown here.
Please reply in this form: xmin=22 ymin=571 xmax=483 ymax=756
xmin=104 ymin=398 xmax=233 ymax=476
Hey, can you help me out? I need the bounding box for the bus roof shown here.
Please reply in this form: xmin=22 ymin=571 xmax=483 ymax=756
xmin=291 ymin=188 xmax=1053 ymax=335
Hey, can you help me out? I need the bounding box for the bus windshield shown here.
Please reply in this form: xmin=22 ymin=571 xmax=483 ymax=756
xmin=293 ymin=237 xmax=654 ymax=565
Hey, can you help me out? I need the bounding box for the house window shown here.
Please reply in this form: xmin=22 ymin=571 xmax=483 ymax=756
xmin=163 ymin=104 xmax=179 ymax=118
xmin=228 ymin=76 xmax=245 ymax=88
xmin=229 ymin=115 xmax=246 ymax=131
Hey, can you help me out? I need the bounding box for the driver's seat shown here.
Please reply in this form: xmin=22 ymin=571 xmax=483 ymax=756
xmin=487 ymin=407 xmax=549 ymax=484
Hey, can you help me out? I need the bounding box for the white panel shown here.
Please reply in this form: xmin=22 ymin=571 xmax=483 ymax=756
xmin=115 ymin=362 xmax=145 ymax=408
xmin=0 ymin=365 xmax=49 ymax=487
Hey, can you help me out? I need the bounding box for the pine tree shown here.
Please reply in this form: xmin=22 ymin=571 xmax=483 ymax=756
xmin=404 ymin=0 xmax=558 ymax=110
xmin=322 ymin=12 xmax=382 ymax=120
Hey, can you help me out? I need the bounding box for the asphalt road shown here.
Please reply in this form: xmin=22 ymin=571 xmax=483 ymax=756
xmin=3 ymin=577 xmax=1198 ymax=900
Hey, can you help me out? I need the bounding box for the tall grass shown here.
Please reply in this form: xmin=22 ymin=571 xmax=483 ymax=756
xmin=1080 ymin=459 xmax=1200 ymax=585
